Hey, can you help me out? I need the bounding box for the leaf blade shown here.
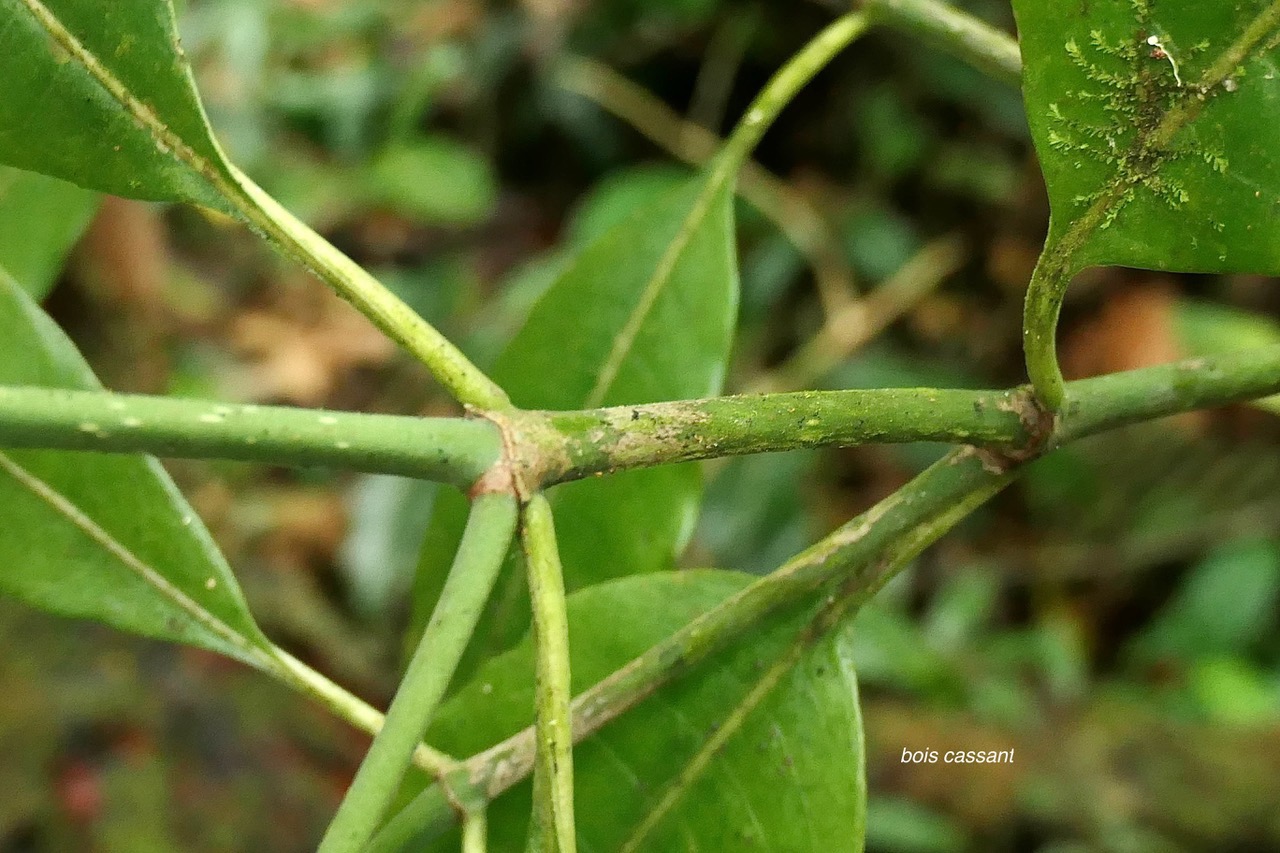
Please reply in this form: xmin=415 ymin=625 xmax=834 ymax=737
xmin=423 ymin=571 xmax=866 ymax=852
xmin=0 ymin=0 xmax=236 ymax=210
xmin=0 ymin=269 xmax=272 ymax=665
xmin=0 ymin=166 xmax=99 ymax=299
xmin=1015 ymin=0 xmax=1280 ymax=273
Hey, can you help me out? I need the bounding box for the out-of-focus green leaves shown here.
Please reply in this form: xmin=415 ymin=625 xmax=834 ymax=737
xmin=1014 ymin=0 xmax=1280 ymax=273
xmin=0 ymin=166 xmax=99 ymax=300
xmin=1129 ymin=538 xmax=1280 ymax=664
xmin=366 ymin=137 xmax=497 ymax=225
xmin=695 ymin=450 xmax=816 ymax=575
xmin=414 ymin=571 xmax=864 ymax=852
xmin=865 ymin=797 xmax=967 ymax=853
xmin=339 ymin=475 xmax=438 ymax=619
xmin=565 ymin=164 xmax=692 ymax=246
xmin=0 ymin=0 xmax=237 ymax=212
xmin=0 ymin=271 xmax=272 ymax=666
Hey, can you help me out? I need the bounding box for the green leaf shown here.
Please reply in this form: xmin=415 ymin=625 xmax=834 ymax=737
xmin=410 ymin=174 xmax=738 ymax=664
xmin=366 ymin=137 xmax=497 ymax=226
xmin=0 ymin=0 xmax=237 ymax=211
xmin=1129 ymin=537 xmax=1280 ymax=663
xmin=0 ymin=270 xmax=272 ymax=666
xmin=419 ymin=571 xmax=865 ymax=852
xmin=1014 ymin=0 xmax=1280 ymax=272
xmin=0 ymin=166 xmax=99 ymax=299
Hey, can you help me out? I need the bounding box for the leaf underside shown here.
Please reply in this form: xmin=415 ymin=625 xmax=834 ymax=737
xmin=1015 ymin=0 xmax=1280 ymax=273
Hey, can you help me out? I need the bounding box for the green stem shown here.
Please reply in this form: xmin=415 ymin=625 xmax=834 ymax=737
xmin=317 ymin=494 xmax=519 ymax=853
xmin=375 ymin=448 xmax=1012 ymax=848
xmin=1022 ymin=235 xmax=1079 ymax=412
xmin=1059 ymin=347 xmax=1280 ymax=442
xmin=520 ymin=494 xmax=576 ymax=853
xmin=539 ymin=386 xmax=1034 ymax=484
xmin=861 ymin=0 xmax=1022 ymax=86
xmin=368 ymin=342 xmax=1280 ymax=846
xmin=225 ymin=167 xmax=510 ymax=411
xmin=463 ymin=810 xmax=488 ymax=853
xmin=0 ymin=387 xmax=500 ymax=488
xmin=716 ymin=11 xmax=870 ymax=180
xmin=555 ymin=54 xmax=859 ymax=314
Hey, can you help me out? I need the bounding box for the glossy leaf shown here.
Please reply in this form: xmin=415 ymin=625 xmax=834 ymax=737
xmin=0 ymin=166 xmax=99 ymax=299
xmin=0 ymin=0 xmax=237 ymax=211
xmin=0 ymin=270 xmax=272 ymax=666
xmin=418 ymin=571 xmax=865 ymax=852
xmin=1015 ymin=0 xmax=1280 ymax=272
xmin=410 ymin=175 xmax=738 ymax=662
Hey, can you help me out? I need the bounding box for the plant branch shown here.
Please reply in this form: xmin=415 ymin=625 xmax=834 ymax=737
xmin=265 ymin=647 xmax=459 ymax=778
xmin=1059 ymin=346 xmax=1280 ymax=442
xmin=370 ymin=345 xmax=1280 ymax=847
xmin=538 ymin=386 xmax=1036 ymax=484
xmin=318 ymin=494 xmax=518 ymax=853
xmin=520 ymin=494 xmax=577 ymax=853
xmin=373 ymin=446 xmax=1012 ymax=849
xmin=716 ymin=11 xmax=871 ymax=178
xmin=225 ymin=167 xmax=510 ymax=411
xmin=861 ymin=0 xmax=1022 ymax=86
xmin=0 ymin=386 xmax=500 ymax=489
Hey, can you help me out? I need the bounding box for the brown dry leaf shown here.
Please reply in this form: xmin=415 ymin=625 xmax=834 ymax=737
xmin=229 ymin=277 xmax=396 ymax=405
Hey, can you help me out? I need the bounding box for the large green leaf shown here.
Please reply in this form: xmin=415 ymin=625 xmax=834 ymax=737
xmin=0 ymin=166 xmax=99 ymax=299
xmin=1015 ymin=0 xmax=1280 ymax=272
xmin=0 ymin=270 xmax=272 ymax=666
xmin=0 ymin=0 xmax=236 ymax=211
xmin=410 ymin=174 xmax=737 ymax=663
xmin=416 ymin=571 xmax=865 ymax=852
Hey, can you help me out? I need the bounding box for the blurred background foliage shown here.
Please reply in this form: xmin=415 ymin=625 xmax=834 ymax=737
xmin=4 ymin=0 xmax=1280 ymax=850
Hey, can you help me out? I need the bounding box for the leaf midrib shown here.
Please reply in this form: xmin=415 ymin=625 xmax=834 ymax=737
xmin=1054 ymin=0 xmax=1280 ymax=266
xmin=0 ymin=449 xmax=270 ymax=664
xmin=15 ymin=0 xmax=233 ymax=202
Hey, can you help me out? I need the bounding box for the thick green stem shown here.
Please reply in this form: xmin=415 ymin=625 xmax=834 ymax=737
xmin=226 ymin=167 xmax=510 ymax=411
xmin=520 ymin=494 xmax=576 ymax=853
xmin=862 ymin=0 xmax=1022 ymax=86
xmin=317 ymin=494 xmax=518 ymax=853
xmin=0 ymin=386 xmax=500 ymax=488
xmin=375 ymin=448 xmax=1012 ymax=848
xmin=540 ymin=386 xmax=1035 ymax=483
xmin=369 ymin=343 xmax=1280 ymax=847
xmin=1059 ymin=347 xmax=1280 ymax=442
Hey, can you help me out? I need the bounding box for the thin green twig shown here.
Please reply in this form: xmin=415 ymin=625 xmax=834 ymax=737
xmin=521 ymin=494 xmax=576 ymax=853
xmin=0 ymin=386 xmax=500 ymax=489
xmin=317 ymin=494 xmax=518 ymax=853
